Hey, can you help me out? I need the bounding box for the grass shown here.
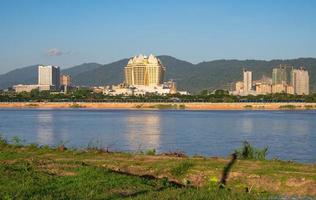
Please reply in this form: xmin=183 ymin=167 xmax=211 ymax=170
xmin=170 ymin=161 xmax=194 ymax=177
xmin=243 ymin=105 xmax=253 ymax=109
xmin=279 ymin=105 xmax=297 ymax=109
xmin=148 ymin=104 xmax=184 ymax=109
xmin=0 ymin=139 xmax=315 ymax=199
xmin=69 ymin=103 xmax=85 ymax=108
xmin=26 ymin=103 xmax=39 ymax=107
xmin=0 ymin=160 xmax=272 ymax=200
xmin=235 ymin=141 xmax=268 ymax=160
xmin=304 ymin=105 xmax=314 ymax=109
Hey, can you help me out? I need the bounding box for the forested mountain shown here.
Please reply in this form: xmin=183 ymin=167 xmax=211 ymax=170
xmin=1 ymin=57 xmax=315 ymax=93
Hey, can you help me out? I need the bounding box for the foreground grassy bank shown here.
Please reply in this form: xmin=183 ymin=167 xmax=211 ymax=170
xmin=0 ymin=141 xmax=315 ymax=199
xmin=1 ymin=102 xmax=316 ymax=110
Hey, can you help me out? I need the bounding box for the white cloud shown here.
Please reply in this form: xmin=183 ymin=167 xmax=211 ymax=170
xmin=46 ymin=48 xmax=70 ymax=56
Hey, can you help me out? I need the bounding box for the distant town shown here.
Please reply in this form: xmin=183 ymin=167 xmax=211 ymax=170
xmin=11 ymin=54 xmax=188 ymax=96
xmin=232 ymin=65 xmax=309 ymax=96
xmin=4 ymin=54 xmax=311 ymax=97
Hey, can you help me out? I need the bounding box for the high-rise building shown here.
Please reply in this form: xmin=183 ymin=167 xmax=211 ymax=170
xmin=291 ymin=68 xmax=309 ymax=95
xmin=60 ymin=75 xmax=71 ymax=87
xmin=243 ymin=70 xmax=252 ymax=95
xmin=272 ymin=66 xmax=287 ymax=85
xmin=124 ymin=54 xmax=165 ymax=86
xmin=38 ymin=65 xmax=60 ymax=89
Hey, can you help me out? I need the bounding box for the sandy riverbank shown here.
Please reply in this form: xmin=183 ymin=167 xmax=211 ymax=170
xmin=1 ymin=102 xmax=316 ymax=110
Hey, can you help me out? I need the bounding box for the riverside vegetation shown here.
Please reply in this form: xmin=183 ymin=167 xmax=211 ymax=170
xmin=1 ymin=89 xmax=316 ymax=103
xmin=0 ymin=135 xmax=316 ymax=199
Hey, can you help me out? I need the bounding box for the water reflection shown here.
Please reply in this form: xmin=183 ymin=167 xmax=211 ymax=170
xmin=0 ymin=109 xmax=314 ymax=163
xmin=124 ymin=113 xmax=161 ymax=151
xmin=240 ymin=117 xmax=254 ymax=134
xmin=36 ymin=112 xmax=54 ymax=144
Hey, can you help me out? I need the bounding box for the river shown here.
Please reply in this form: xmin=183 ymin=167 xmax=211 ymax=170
xmin=0 ymin=109 xmax=315 ymax=163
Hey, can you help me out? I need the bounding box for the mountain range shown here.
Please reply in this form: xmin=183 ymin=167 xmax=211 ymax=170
xmin=1 ymin=56 xmax=316 ymax=93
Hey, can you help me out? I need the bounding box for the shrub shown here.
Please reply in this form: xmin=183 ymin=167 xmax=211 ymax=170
xmin=235 ymin=141 xmax=268 ymax=160
xmin=0 ymin=134 xmax=8 ymax=146
xmin=304 ymin=105 xmax=313 ymax=110
xmin=145 ymin=149 xmax=156 ymax=155
xmin=279 ymin=105 xmax=297 ymax=109
xmin=69 ymin=103 xmax=84 ymax=108
xmin=11 ymin=136 xmax=23 ymax=147
xmin=244 ymin=105 xmax=253 ymax=109
xmin=170 ymin=161 xmax=194 ymax=177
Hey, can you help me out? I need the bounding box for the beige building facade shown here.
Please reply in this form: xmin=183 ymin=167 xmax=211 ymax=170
xmin=124 ymin=54 xmax=165 ymax=86
xmin=256 ymin=83 xmax=272 ymax=94
xmin=291 ymin=68 xmax=309 ymax=95
xmin=38 ymin=65 xmax=60 ymax=89
xmin=60 ymin=75 xmax=71 ymax=86
xmin=243 ymin=70 xmax=252 ymax=95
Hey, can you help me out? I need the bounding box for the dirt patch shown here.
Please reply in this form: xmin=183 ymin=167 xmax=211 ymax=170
xmin=285 ymin=178 xmax=316 ymax=196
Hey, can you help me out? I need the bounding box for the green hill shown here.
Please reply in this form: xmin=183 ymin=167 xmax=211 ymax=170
xmin=1 ymin=57 xmax=315 ymax=93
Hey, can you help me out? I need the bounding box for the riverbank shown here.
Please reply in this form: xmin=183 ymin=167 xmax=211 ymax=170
xmin=0 ymin=141 xmax=315 ymax=199
xmin=1 ymin=102 xmax=316 ymax=110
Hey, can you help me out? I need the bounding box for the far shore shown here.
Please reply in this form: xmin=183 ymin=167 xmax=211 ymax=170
xmin=1 ymin=102 xmax=316 ymax=110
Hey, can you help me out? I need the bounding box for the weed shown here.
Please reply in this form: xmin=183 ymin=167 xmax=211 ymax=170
xmin=149 ymin=104 xmax=178 ymax=109
xmin=0 ymin=134 xmax=8 ymax=146
xmin=27 ymin=143 xmax=39 ymax=150
xmin=11 ymin=136 xmax=23 ymax=147
xmin=69 ymin=103 xmax=84 ymax=108
xmin=170 ymin=161 xmax=194 ymax=177
xmin=27 ymin=103 xmax=39 ymax=107
xmin=279 ymin=105 xmax=297 ymax=109
xmin=304 ymin=105 xmax=314 ymax=110
xmin=235 ymin=141 xmax=268 ymax=160
xmin=145 ymin=149 xmax=156 ymax=155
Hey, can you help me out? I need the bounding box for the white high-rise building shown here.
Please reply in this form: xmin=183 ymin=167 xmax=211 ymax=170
xmin=124 ymin=54 xmax=165 ymax=86
xmin=243 ymin=70 xmax=252 ymax=95
xmin=291 ymin=68 xmax=309 ymax=95
xmin=38 ymin=65 xmax=60 ymax=90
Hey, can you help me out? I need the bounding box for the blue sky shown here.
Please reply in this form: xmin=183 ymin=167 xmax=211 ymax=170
xmin=0 ymin=0 xmax=315 ymax=73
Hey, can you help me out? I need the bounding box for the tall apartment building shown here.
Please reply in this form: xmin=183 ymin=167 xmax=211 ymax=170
xmin=60 ymin=75 xmax=71 ymax=87
xmin=243 ymin=70 xmax=252 ymax=95
xmin=272 ymin=66 xmax=287 ymax=85
xmin=291 ymin=68 xmax=309 ymax=95
xmin=124 ymin=54 xmax=165 ymax=86
xmin=38 ymin=65 xmax=60 ymax=89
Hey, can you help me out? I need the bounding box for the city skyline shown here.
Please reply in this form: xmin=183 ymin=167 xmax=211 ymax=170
xmin=1 ymin=0 xmax=316 ymax=74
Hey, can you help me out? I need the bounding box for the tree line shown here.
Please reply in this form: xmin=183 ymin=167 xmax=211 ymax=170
xmin=0 ymin=89 xmax=315 ymax=103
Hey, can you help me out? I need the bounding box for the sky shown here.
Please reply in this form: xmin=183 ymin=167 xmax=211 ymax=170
xmin=0 ymin=0 xmax=315 ymax=73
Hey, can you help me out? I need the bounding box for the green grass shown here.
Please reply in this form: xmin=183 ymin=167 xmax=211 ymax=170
xmin=69 ymin=103 xmax=85 ymax=108
xmin=304 ymin=105 xmax=314 ymax=109
xmin=0 ymin=159 xmax=271 ymax=200
xmin=279 ymin=105 xmax=297 ymax=109
xmin=235 ymin=141 xmax=268 ymax=160
xmin=0 ymin=140 xmax=315 ymax=199
xmin=170 ymin=161 xmax=194 ymax=177
xmin=148 ymin=104 xmax=180 ymax=109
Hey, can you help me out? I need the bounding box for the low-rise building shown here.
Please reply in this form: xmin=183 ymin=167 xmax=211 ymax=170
xmin=103 ymin=81 xmax=181 ymax=96
xmin=13 ymin=84 xmax=53 ymax=93
xmin=272 ymin=83 xmax=287 ymax=93
xmin=235 ymin=81 xmax=244 ymax=95
xmin=286 ymin=85 xmax=294 ymax=95
xmin=255 ymin=83 xmax=272 ymax=94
